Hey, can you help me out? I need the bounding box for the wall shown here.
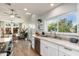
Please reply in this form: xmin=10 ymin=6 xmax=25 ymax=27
xmin=41 ymin=3 xmax=76 ymax=20
xmin=77 ymin=4 xmax=79 ymax=35
xmin=38 ymin=3 xmax=79 ymax=40
xmin=40 ymin=3 xmax=77 ymax=32
xmin=27 ymin=14 xmax=39 ymax=40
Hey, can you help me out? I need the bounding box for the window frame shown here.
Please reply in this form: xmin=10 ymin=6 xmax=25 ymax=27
xmin=45 ymin=11 xmax=78 ymax=35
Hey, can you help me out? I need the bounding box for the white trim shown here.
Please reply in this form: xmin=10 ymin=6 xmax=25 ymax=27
xmin=47 ymin=32 xmax=78 ymax=36
xmin=45 ymin=11 xmax=77 ymax=34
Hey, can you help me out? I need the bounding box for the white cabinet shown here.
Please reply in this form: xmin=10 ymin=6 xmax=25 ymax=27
xmin=0 ymin=53 xmax=7 ymax=56
xmin=59 ymin=51 xmax=69 ymax=56
xmin=40 ymin=40 xmax=58 ymax=56
xmin=31 ymin=37 xmax=35 ymax=49
xmin=40 ymin=40 xmax=48 ymax=56
xmin=59 ymin=46 xmax=79 ymax=56
xmin=48 ymin=46 xmax=58 ymax=56
xmin=47 ymin=40 xmax=58 ymax=56
xmin=35 ymin=36 xmax=79 ymax=56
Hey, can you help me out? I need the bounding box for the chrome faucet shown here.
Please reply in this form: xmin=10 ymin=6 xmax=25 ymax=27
xmin=50 ymin=30 xmax=57 ymax=38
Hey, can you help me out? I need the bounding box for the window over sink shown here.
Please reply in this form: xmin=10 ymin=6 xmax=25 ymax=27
xmin=46 ymin=11 xmax=77 ymax=34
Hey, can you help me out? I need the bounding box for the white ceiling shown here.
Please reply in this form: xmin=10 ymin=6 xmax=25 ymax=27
xmin=0 ymin=3 xmax=60 ymax=22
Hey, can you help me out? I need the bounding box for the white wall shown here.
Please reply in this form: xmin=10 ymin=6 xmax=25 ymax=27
xmin=27 ymin=14 xmax=39 ymax=40
xmin=40 ymin=3 xmax=77 ymax=32
xmin=77 ymin=4 xmax=79 ymax=34
xmin=41 ymin=4 xmax=76 ymax=20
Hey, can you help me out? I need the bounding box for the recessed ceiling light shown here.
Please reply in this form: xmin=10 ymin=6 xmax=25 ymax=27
xmin=24 ymin=8 xmax=27 ymax=11
xmin=50 ymin=3 xmax=54 ymax=6
xmin=10 ymin=15 xmax=14 ymax=18
xmin=26 ymin=12 xmax=31 ymax=15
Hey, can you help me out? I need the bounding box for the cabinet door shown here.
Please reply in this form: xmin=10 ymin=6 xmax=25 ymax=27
xmin=32 ymin=37 xmax=35 ymax=49
xmin=59 ymin=51 xmax=69 ymax=56
xmin=48 ymin=46 xmax=58 ymax=56
xmin=59 ymin=46 xmax=79 ymax=56
xmin=40 ymin=40 xmax=58 ymax=56
xmin=40 ymin=40 xmax=48 ymax=56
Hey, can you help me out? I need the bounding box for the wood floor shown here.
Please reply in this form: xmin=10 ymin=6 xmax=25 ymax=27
xmin=12 ymin=40 xmax=39 ymax=56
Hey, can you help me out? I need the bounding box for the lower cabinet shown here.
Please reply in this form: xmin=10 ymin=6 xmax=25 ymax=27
xmin=59 ymin=46 xmax=79 ymax=56
xmin=40 ymin=40 xmax=58 ymax=56
xmin=31 ymin=37 xmax=35 ymax=49
xmin=59 ymin=51 xmax=69 ymax=56
xmin=40 ymin=41 xmax=48 ymax=56
xmin=35 ymin=37 xmax=79 ymax=56
xmin=48 ymin=46 xmax=58 ymax=56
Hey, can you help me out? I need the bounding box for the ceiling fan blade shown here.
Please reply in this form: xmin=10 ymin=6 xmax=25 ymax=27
xmin=3 ymin=7 xmax=20 ymax=18
xmin=15 ymin=15 xmax=21 ymax=18
xmin=3 ymin=12 xmax=9 ymax=14
xmin=5 ymin=3 xmax=11 ymax=6
xmin=10 ymin=9 xmax=14 ymax=12
xmin=14 ymin=14 xmax=18 ymax=15
xmin=17 ymin=16 xmax=21 ymax=18
xmin=16 ymin=16 xmax=21 ymax=18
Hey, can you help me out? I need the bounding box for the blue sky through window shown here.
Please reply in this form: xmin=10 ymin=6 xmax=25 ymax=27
xmin=59 ymin=11 xmax=76 ymax=26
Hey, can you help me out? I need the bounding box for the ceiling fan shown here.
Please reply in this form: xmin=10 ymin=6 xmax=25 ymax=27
xmin=5 ymin=3 xmax=11 ymax=6
xmin=4 ymin=9 xmax=21 ymax=18
xmin=3 ymin=3 xmax=21 ymax=18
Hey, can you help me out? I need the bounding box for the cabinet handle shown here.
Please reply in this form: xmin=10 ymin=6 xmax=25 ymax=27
xmin=45 ymin=47 xmax=48 ymax=49
xmin=64 ymin=47 xmax=72 ymax=51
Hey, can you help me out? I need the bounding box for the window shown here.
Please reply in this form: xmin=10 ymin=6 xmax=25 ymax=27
xmin=46 ymin=11 xmax=77 ymax=33
xmin=47 ymin=18 xmax=58 ymax=31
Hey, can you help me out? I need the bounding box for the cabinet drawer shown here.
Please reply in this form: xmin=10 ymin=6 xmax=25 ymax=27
xmin=59 ymin=51 xmax=69 ymax=56
xmin=41 ymin=40 xmax=58 ymax=49
xmin=59 ymin=46 xmax=79 ymax=56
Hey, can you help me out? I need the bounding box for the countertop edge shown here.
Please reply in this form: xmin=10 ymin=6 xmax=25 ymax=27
xmin=33 ymin=35 xmax=79 ymax=52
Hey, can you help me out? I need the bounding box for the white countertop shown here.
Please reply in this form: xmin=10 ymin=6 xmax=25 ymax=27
xmin=0 ymin=37 xmax=12 ymax=43
xmin=33 ymin=35 xmax=79 ymax=52
xmin=0 ymin=36 xmax=12 ymax=56
xmin=0 ymin=53 xmax=7 ymax=56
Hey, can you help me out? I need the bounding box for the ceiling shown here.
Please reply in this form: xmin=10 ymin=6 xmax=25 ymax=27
xmin=0 ymin=3 xmax=61 ymax=22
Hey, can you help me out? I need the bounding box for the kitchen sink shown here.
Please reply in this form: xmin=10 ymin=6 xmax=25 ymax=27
xmin=41 ymin=35 xmax=63 ymax=40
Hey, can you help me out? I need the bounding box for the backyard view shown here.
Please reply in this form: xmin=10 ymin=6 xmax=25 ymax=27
xmin=47 ymin=12 xmax=77 ymax=33
xmin=58 ymin=18 xmax=77 ymax=33
xmin=48 ymin=23 xmax=57 ymax=31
